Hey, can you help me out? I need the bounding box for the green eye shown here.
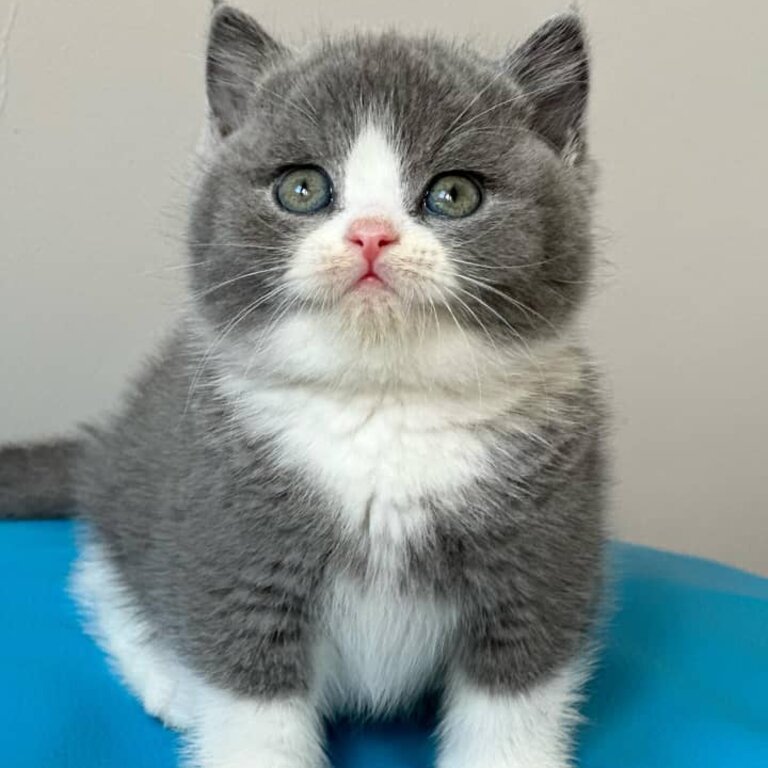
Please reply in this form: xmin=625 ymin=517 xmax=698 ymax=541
xmin=424 ymin=173 xmax=482 ymax=218
xmin=275 ymin=166 xmax=333 ymax=214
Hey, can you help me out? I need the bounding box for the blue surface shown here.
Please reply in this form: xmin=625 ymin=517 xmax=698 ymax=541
xmin=0 ymin=521 xmax=766 ymax=767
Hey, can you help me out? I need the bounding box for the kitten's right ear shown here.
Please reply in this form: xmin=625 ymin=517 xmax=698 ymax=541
xmin=505 ymin=13 xmax=589 ymax=160
xmin=206 ymin=5 xmax=287 ymax=138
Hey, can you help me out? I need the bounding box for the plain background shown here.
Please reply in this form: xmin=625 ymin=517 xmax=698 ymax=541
xmin=0 ymin=0 xmax=766 ymax=575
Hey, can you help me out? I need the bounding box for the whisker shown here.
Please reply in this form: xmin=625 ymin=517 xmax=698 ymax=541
xmin=448 ymin=76 xmax=589 ymax=141
xmin=449 ymin=256 xmax=558 ymax=272
xmin=424 ymin=294 xmax=443 ymax=400
xmin=186 ymin=242 xmax=289 ymax=253
xmin=434 ymin=286 xmax=484 ymax=406
xmin=240 ymin=292 xmax=303 ymax=384
xmin=253 ymin=82 xmax=320 ymax=128
xmin=448 ymin=207 xmax=529 ymax=248
xmin=442 ymin=284 xmax=501 ymax=360
xmin=455 ymin=273 xmax=556 ymax=333
xmin=142 ymin=260 xmax=209 ymax=276
xmin=189 ymin=266 xmax=287 ymax=300
xmin=450 ymin=283 xmax=539 ymax=372
xmin=448 ymin=93 xmax=526 ymax=137
xmin=183 ymin=282 xmax=291 ymax=415
xmin=437 ymin=68 xmax=509 ymax=149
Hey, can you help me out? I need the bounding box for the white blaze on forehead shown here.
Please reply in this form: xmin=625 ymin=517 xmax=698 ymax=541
xmin=342 ymin=123 xmax=404 ymax=219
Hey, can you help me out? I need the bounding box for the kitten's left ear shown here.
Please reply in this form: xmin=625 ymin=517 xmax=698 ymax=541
xmin=506 ymin=13 xmax=589 ymax=159
xmin=206 ymin=5 xmax=288 ymax=138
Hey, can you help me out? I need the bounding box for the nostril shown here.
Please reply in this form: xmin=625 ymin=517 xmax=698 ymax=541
xmin=345 ymin=218 xmax=400 ymax=272
xmin=347 ymin=233 xmax=396 ymax=249
xmin=376 ymin=235 xmax=397 ymax=249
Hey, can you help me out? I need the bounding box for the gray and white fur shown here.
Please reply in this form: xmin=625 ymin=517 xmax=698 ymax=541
xmin=1 ymin=6 xmax=607 ymax=767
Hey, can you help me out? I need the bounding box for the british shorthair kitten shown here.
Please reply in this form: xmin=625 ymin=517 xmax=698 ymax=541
xmin=0 ymin=5 xmax=606 ymax=767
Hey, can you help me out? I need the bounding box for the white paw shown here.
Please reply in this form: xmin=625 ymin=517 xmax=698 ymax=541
xmin=138 ymin=666 xmax=198 ymax=730
xmin=189 ymin=690 xmax=326 ymax=768
xmin=437 ymin=663 xmax=586 ymax=768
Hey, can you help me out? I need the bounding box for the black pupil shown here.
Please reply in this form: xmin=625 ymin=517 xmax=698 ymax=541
xmin=295 ymin=179 xmax=311 ymax=198
xmin=439 ymin=185 xmax=457 ymax=204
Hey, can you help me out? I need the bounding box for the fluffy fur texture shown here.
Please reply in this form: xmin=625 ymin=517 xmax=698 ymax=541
xmin=438 ymin=662 xmax=589 ymax=768
xmin=1 ymin=5 xmax=607 ymax=767
xmin=72 ymin=538 xmax=200 ymax=730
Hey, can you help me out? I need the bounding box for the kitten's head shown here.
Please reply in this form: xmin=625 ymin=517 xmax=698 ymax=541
xmin=190 ymin=5 xmax=594 ymax=383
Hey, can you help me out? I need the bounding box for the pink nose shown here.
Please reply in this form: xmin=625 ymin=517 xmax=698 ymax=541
xmin=345 ymin=218 xmax=399 ymax=265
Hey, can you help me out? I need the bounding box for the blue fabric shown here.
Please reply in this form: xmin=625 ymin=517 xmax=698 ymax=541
xmin=1 ymin=521 xmax=766 ymax=767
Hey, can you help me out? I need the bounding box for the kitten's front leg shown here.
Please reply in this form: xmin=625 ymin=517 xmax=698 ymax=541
xmin=437 ymin=661 xmax=585 ymax=768
xmin=189 ymin=685 xmax=326 ymax=768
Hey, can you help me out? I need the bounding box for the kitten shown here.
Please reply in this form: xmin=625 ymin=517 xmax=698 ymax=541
xmin=0 ymin=5 xmax=606 ymax=768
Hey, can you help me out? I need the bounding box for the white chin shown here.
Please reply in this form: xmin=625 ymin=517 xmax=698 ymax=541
xmin=336 ymin=287 xmax=409 ymax=343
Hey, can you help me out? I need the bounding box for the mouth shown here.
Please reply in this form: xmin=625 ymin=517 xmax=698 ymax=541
xmin=351 ymin=264 xmax=391 ymax=291
xmin=357 ymin=273 xmax=386 ymax=286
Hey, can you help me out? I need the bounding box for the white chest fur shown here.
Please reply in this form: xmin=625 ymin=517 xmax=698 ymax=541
xmin=220 ymin=378 xmax=503 ymax=710
xmin=214 ymin=330 xmax=582 ymax=713
xmin=317 ymin=573 xmax=459 ymax=714
xmin=225 ymin=382 xmax=497 ymax=550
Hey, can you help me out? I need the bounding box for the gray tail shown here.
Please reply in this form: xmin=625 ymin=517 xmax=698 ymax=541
xmin=0 ymin=439 xmax=81 ymax=519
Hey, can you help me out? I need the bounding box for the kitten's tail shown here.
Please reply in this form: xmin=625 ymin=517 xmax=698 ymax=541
xmin=0 ymin=439 xmax=81 ymax=519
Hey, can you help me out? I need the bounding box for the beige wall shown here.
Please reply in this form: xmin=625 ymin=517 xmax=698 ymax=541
xmin=1 ymin=1 xmax=766 ymax=574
